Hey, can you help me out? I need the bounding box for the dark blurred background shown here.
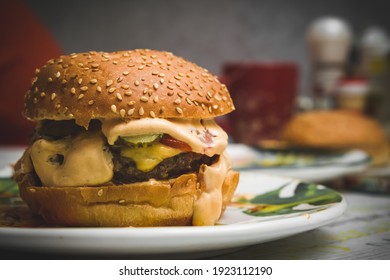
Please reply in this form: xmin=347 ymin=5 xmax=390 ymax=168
xmin=2 ymin=0 xmax=390 ymax=144
xmin=23 ymin=0 xmax=390 ymax=88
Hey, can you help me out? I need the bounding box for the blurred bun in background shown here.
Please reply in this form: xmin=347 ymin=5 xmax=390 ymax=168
xmin=281 ymin=110 xmax=390 ymax=166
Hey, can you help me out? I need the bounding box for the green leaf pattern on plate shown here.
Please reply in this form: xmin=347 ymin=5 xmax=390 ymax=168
xmin=233 ymin=181 xmax=342 ymax=217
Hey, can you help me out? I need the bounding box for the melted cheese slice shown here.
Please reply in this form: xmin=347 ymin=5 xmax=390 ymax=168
xmin=30 ymin=132 xmax=114 ymax=187
xmin=121 ymin=143 xmax=182 ymax=172
xmin=102 ymin=118 xmax=228 ymax=157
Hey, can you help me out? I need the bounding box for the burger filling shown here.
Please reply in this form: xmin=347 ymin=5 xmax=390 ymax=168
xmin=26 ymin=118 xmax=228 ymax=187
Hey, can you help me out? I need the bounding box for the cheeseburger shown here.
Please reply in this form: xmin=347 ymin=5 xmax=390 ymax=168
xmin=13 ymin=49 xmax=239 ymax=227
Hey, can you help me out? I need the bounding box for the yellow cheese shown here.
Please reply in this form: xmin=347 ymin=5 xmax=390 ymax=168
xmin=121 ymin=143 xmax=182 ymax=172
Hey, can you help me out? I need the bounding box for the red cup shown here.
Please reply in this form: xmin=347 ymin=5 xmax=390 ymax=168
xmin=222 ymin=62 xmax=298 ymax=144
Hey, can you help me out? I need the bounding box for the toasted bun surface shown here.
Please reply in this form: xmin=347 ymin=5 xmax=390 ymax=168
xmin=24 ymin=49 xmax=234 ymax=127
xmin=17 ymin=171 xmax=239 ymax=227
xmin=281 ymin=110 xmax=390 ymax=166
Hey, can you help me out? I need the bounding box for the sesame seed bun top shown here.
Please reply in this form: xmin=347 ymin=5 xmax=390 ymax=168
xmin=23 ymin=49 xmax=235 ymax=127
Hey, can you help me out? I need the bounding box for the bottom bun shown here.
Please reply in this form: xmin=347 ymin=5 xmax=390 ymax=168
xmin=18 ymin=170 xmax=239 ymax=227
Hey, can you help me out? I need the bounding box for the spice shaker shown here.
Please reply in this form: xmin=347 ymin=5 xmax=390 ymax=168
xmin=306 ymin=17 xmax=353 ymax=109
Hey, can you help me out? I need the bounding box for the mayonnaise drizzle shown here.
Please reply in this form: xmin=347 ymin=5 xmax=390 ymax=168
xmin=30 ymin=132 xmax=113 ymax=187
xmin=101 ymin=118 xmax=228 ymax=157
xmin=192 ymin=152 xmax=231 ymax=226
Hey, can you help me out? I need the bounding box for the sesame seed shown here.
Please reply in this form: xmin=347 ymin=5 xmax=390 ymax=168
xmin=127 ymin=108 xmax=135 ymax=115
xmin=127 ymin=101 xmax=136 ymax=106
xmin=174 ymin=98 xmax=181 ymax=104
xmin=111 ymin=105 xmax=117 ymax=113
xmin=152 ymin=71 xmax=159 ymax=75
xmin=160 ymin=78 xmax=165 ymax=84
xmin=186 ymin=98 xmax=192 ymax=105
xmin=48 ymin=77 xmax=53 ymax=82
xmin=90 ymin=79 xmax=97 ymax=84
xmin=33 ymin=87 xmax=38 ymax=93
xmin=106 ymin=80 xmax=113 ymax=87
xmin=78 ymin=94 xmax=84 ymax=100
xmin=119 ymin=109 xmax=126 ymax=118
xmin=175 ymin=107 xmax=183 ymax=114
xmin=55 ymin=104 xmax=61 ymax=109
xmin=167 ymin=92 xmax=174 ymax=96
xmin=96 ymin=86 xmax=102 ymax=93
xmin=160 ymin=106 xmax=165 ymax=114
xmin=70 ymin=87 xmax=76 ymax=94
xmin=124 ymin=91 xmax=132 ymax=96
xmin=108 ymin=87 xmax=116 ymax=93
xmin=40 ymin=92 xmax=46 ymax=97
xmin=176 ymin=82 xmax=181 ymax=87
xmin=78 ymin=78 xmax=83 ymax=85
xmin=153 ymin=83 xmax=159 ymax=90
xmin=167 ymin=85 xmax=175 ymax=90
xmin=61 ymin=79 xmax=67 ymax=85
xmin=139 ymin=107 xmax=145 ymax=116
xmin=88 ymin=100 xmax=95 ymax=105
xmin=119 ymin=199 xmax=125 ymax=204
xmin=91 ymin=63 xmax=99 ymax=68
xmin=117 ymin=77 xmax=123 ymax=83
xmin=153 ymin=95 xmax=159 ymax=103
xmin=140 ymin=96 xmax=148 ymax=102
xmin=51 ymin=93 xmax=56 ymax=101
xmin=138 ymin=65 xmax=144 ymax=70
xmin=178 ymin=73 xmax=184 ymax=77
xmin=81 ymin=86 xmax=88 ymax=92
xmin=97 ymin=189 xmax=103 ymax=196
xmin=113 ymin=60 xmax=118 ymax=65
xmin=158 ymin=73 xmax=165 ymax=77
xmin=150 ymin=111 xmax=156 ymax=118
xmin=78 ymin=63 xmax=84 ymax=67
xmin=174 ymin=75 xmax=181 ymax=80
xmin=116 ymin=93 xmax=123 ymax=101
xmin=134 ymin=80 xmax=140 ymax=86
xmin=55 ymin=71 xmax=61 ymax=78
xmin=33 ymin=98 xmax=38 ymax=104
xmin=29 ymin=188 xmax=36 ymax=193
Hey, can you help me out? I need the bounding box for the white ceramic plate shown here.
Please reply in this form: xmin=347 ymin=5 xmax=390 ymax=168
xmin=228 ymin=144 xmax=370 ymax=182
xmin=0 ymin=172 xmax=346 ymax=256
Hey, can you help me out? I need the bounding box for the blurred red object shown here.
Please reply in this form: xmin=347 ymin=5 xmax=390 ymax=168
xmin=222 ymin=62 xmax=298 ymax=144
xmin=0 ymin=0 xmax=62 ymax=145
